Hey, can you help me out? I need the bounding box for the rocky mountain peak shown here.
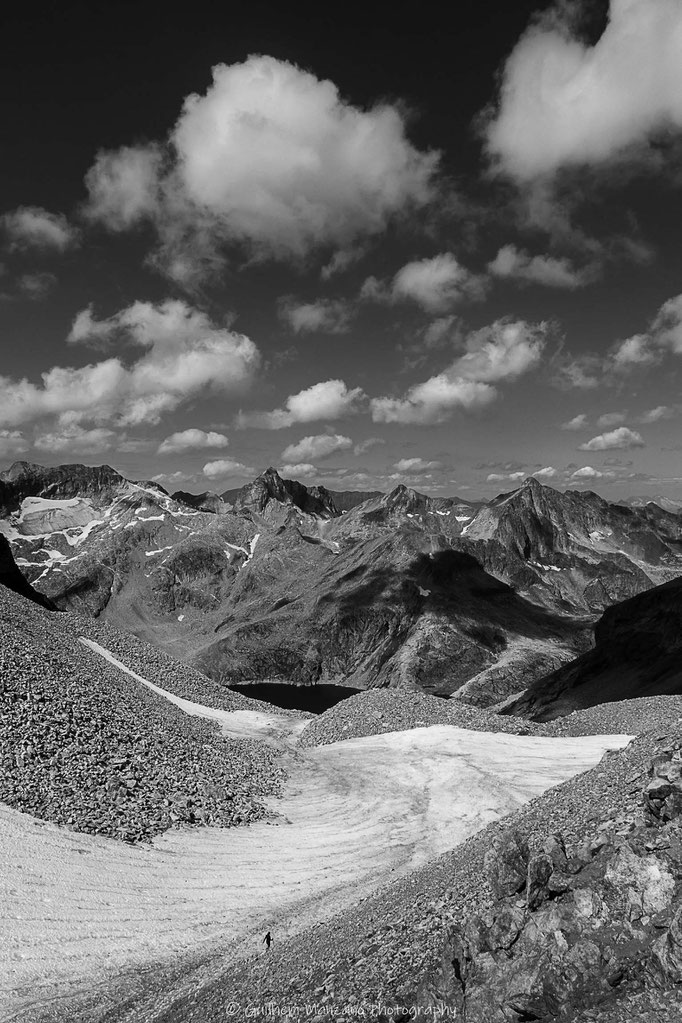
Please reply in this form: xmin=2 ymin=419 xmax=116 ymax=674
xmin=230 ymin=467 xmax=338 ymax=519
xmin=0 ymin=461 xmax=128 ymax=515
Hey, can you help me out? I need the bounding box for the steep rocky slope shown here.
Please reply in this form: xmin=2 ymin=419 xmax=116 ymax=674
xmin=505 ymin=576 xmax=682 ymax=721
xmin=458 ymin=476 xmax=682 ymax=614
xmin=0 ymin=574 xmax=285 ymax=841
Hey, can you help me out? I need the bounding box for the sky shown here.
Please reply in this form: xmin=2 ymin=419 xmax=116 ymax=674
xmin=2 ymin=0 xmax=682 ymax=500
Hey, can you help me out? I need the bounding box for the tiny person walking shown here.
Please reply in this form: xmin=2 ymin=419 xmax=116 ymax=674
xmin=263 ymin=931 xmax=272 ymax=950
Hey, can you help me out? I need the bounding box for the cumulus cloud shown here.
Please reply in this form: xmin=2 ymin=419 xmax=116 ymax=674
xmin=158 ymin=429 xmax=229 ymax=454
xmin=609 ymin=332 xmax=661 ymax=371
xmin=579 ymin=426 xmax=645 ymax=451
xmin=533 ymin=466 xmax=558 ymax=479
xmin=609 ymin=293 xmax=682 ymax=373
xmin=371 ymin=378 xmax=495 ymax=425
xmin=0 ymin=430 xmax=29 ymax=458
xmin=237 ymin=379 xmax=364 ymax=430
xmin=278 ymin=462 xmax=318 ymax=478
xmin=487 ymin=470 xmax=527 ymax=483
xmin=551 ymin=353 xmax=601 ymax=390
xmin=34 ymin=424 xmax=117 ymax=453
xmin=596 ymin=411 xmax=626 ymax=429
xmin=353 ymin=436 xmax=385 ymax=456
xmin=362 ymin=253 xmax=484 ymax=313
xmin=371 ymin=318 xmax=547 ymax=425
xmin=203 ymin=458 xmax=255 ymax=479
xmin=484 ymin=0 xmax=682 ymax=179
xmin=279 ymin=298 xmax=353 ymax=334
xmin=639 ymin=405 xmax=675 ymax=423
xmin=1 ymin=206 xmax=78 ymax=251
xmin=393 ymin=457 xmax=442 ymax=473
xmin=0 ymin=299 xmax=259 ymax=430
xmin=561 ymin=413 xmax=589 ymax=430
xmin=651 ymin=294 xmax=682 ymax=353
xmin=488 ymin=244 xmax=595 ymax=288
xmin=571 ymin=466 xmax=603 ymax=479
xmin=84 ymin=146 xmax=163 ymax=230
xmin=281 ymin=433 xmax=352 ymax=462
xmin=320 ymin=245 xmax=366 ymax=280
xmin=85 ymin=56 xmax=438 ymax=278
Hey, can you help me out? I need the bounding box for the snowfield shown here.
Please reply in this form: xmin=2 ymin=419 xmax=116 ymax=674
xmin=0 ymin=642 xmax=631 ymax=1019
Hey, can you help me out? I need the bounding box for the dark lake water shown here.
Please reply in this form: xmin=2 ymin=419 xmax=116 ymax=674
xmin=228 ymin=682 xmax=363 ymax=714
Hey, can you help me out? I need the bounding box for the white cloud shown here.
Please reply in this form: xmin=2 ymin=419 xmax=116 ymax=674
xmin=393 ymin=457 xmax=442 ymax=473
xmin=0 ymin=430 xmax=29 ymax=457
xmin=571 ymin=466 xmax=603 ymax=480
xmin=85 ymin=56 xmax=438 ymax=276
xmin=158 ymin=429 xmax=229 ymax=454
xmin=487 ymin=470 xmax=527 ymax=482
xmin=488 ymin=244 xmax=593 ymax=288
xmin=610 ymin=294 xmax=682 ymax=373
xmin=362 ymin=253 xmax=483 ymax=313
xmin=0 ymin=299 xmax=259 ymax=430
xmin=281 ymin=433 xmax=352 ymax=462
xmin=639 ymin=405 xmax=675 ymax=423
xmin=203 ymin=458 xmax=254 ymax=479
xmin=1 ymin=206 xmax=78 ymax=251
xmin=421 ymin=315 xmax=458 ymax=349
xmin=371 ymin=377 xmax=495 ymax=425
xmin=651 ymin=294 xmax=682 ymax=354
xmin=609 ymin=332 xmax=661 ymax=370
xmin=561 ymin=413 xmax=589 ymax=430
xmin=278 ymin=462 xmax=318 ymax=478
xmin=596 ymin=411 xmax=626 ymax=429
xmin=320 ymin=246 xmax=365 ymax=280
xmin=237 ymin=379 xmax=364 ymax=430
xmin=279 ymin=298 xmax=353 ymax=334
xmin=34 ymin=424 xmax=117 ymax=453
xmin=452 ymin=319 xmax=548 ymax=383
xmin=533 ymin=466 xmax=558 ymax=479
xmin=371 ymin=318 xmax=547 ymax=425
xmin=579 ymin=426 xmax=645 ymax=451
xmin=84 ymin=146 xmax=162 ymax=230
xmin=551 ymin=353 xmax=601 ymax=390
xmin=484 ymin=0 xmax=682 ymax=179
xmin=353 ymin=436 xmax=385 ymax=456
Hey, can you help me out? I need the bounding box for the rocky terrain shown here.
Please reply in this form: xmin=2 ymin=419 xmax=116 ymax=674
xmin=506 ymin=576 xmax=682 ymax=721
xmin=3 ymin=461 xmax=682 ymax=708
xmin=186 ymin=726 xmax=682 ymax=1023
xmin=298 ymin=687 xmax=682 ymax=748
xmin=0 ymin=581 xmax=286 ymax=842
xmin=5 ymin=512 xmax=682 ymax=1020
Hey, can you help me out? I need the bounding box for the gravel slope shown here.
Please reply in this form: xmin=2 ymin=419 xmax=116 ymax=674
xmin=298 ymin=688 xmax=682 ymax=748
xmin=0 ymin=585 xmax=286 ymax=842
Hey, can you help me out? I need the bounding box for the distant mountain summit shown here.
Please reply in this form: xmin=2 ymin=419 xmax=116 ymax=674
xmin=225 ymin=467 xmax=338 ymax=519
xmin=0 ymin=461 xmax=126 ymax=514
xmin=458 ymin=476 xmax=682 ymax=612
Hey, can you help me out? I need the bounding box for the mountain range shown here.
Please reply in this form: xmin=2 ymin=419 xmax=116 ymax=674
xmin=3 ymin=460 xmax=682 ymax=708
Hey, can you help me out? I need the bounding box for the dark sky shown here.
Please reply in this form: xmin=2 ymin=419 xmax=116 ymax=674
xmin=1 ymin=0 xmax=681 ymax=501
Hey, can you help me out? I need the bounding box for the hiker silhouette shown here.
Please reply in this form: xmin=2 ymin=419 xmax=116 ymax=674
xmin=263 ymin=931 xmax=272 ymax=949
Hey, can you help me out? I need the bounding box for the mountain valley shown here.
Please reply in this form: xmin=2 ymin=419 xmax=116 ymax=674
xmin=4 ymin=461 xmax=682 ymax=1020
